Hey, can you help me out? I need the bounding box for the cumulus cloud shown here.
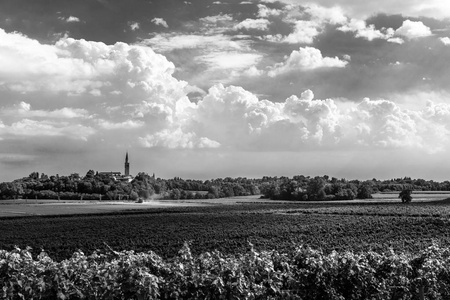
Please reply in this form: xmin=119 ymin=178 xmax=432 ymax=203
xmin=139 ymin=128 xmax=220 ymax=149
xmin=268 ymin=47 xmax=348 ymax=77
xmin=257 ymin=4 xmax=283 ymax=18
xmin=234 ymin=19 xmax=270 ymax=31
xmin=140 ymin=81 xmax=450 ymax=153
xmin=303 ymin=4 xmax=347 ymax=25
xmin=265 ymin=4 xmax=347 ymax=44
xmin=395 ymin=20 xmax=432 ymax=39
xmin=280 ymin=20 xmax=320 ymax=44
xmin=0 ymin=102 xmax=94 ymax=141
xmin=1 ymin=26 xmax=450 ymax=156
xmin=338 ymin=19 xmax=394 ymax=41
xmin=0 ymin=28 xmax=186 ymax=104
xmin=151 ymin=17 xmax=168 ymax=28
xmin=0 ymin=28 xmax=195 ymax=152
xmin=440 ymin=37 xmax=450 ymax=45
xmin=348 ymin=99 xmax=419 ymax=148
xmin=338 ymin=18 xmax=432 ymax=42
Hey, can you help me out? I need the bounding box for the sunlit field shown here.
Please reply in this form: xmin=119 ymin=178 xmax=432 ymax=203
xmin=1 ymin=194 xmax=450 ymax=260
xmin=0 ymin=191 xmax=448 ymax=217
xmin=3 ymin=195 xmax=450 ymax=298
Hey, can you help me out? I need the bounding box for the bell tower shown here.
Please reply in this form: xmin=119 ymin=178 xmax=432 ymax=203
xmin=124 ymin=152 xmax=130 ymax=176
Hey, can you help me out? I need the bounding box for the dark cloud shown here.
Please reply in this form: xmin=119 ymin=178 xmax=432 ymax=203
xmin=366 ymin=13 xmax=405 ymax=30
xmin=1 ymin=0 xmax=450 ymax=182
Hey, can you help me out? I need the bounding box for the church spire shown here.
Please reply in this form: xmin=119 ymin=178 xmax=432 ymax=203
xmin=124 ymin=151 xmax=130 ymax=176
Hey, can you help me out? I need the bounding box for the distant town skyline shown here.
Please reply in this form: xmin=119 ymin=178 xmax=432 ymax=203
xmin=1 ymin=0 xmax=450 ymax=182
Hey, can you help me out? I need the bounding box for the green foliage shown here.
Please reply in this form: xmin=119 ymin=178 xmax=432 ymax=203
xmin=2 ymin=171 xmax=450 ymax=202
xmin=0 ymin=172 xmax=261 ymax=201
xmin=2 ymin=243 xmax=450 ymax=299
xmin=399 ymin=189 xmax=413 ymax=203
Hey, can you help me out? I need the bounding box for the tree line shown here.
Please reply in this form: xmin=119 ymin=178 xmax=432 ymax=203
xmin=259 ymin=175 xmax=450 ymax=201
xmin=0 ymin=171 xmax=449 ymax=201
xmin=0 ymin=171 xmax=260 ymax=201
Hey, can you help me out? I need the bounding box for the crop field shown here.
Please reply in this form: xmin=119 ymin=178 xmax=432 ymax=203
xmin=1 ymin=198 xmax=450 ymax=262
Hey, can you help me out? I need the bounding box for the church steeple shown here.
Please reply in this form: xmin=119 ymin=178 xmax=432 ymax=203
xmin=124 ymin=152 xmax=130 ymax=176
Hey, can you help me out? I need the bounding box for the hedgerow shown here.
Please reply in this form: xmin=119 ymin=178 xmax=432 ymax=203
xmin=2 ymin=242 xmax=450 ymax=299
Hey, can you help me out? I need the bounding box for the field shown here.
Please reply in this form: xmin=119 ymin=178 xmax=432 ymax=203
xmin=3 ymin=195 xmax=450 ymax=299
xmin=1 ymin=193 xmax=450 ymax=262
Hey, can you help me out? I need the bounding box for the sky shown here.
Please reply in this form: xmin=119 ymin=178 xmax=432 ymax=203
xmin=1 ymin=0 xmax=450 ymax=182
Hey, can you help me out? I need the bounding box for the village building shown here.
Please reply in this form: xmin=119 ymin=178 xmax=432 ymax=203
xmin=97 ymin=152 xmax=133 ymax=182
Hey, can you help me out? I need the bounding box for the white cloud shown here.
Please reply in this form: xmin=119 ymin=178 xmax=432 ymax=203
xmin=347 ymin=99 xmax=419 ymax=148
xmin=2 ymin=24 xmax=450 ymax=157
xmin=140 ymin=81 xmax=450 ymax=153
xmin=234 ymin=19 xmax=270 ymax=31
xmin=151 ymin=17 xmax=168 ymax=28
xmin=338 ymin=19 xmax=432 ymax=42
xmin=440 ymin=37 xmax=450 ymax=45
xmin=395 ymin=20 xmax=432 ymax=39
xmin=59 ymin=16 xmax=80 ymax=23
xmin=268 ymin=46 xmax=348 ymax=77
xmin=0 ymin=119 xmax=95 ymax=141
xmin=266 ymin=4 xmax=348 ymax=44
xmin=387 ymin=37 xmax=404 ymax=44
xmin=8 ymin=102 xmax=89 ymax=119
xmin=274 ymin=0 xmax=450 ymax=20
xmin=67 ymin=16 xmax=80 ymax=23
xmin=199 ymin=14 xmax=233 ymax=24
xmin=129 ymin=22 xmax=140 ymax=31
xmin=144 ymin=33 xmax=260 ymax=71
xmin=202 ymin=52 xmax=262 ymax=70
xmin=144 ymin=34 xmax=249 ymax=52
xmin=0 ymin=102 xmax=94 ymax=141
xmin=98 ymin=119 xmax=144 ymax=130
xmin=0 ymin=28 xmax=198 ymax=151
xmin=198 ymin=14 xmax=235 ymax=34
xmin=143 ymin=33 xmax=261 ymax=84
xmin=257 ymin=4 xmax=283 ymax=18
xmin=339 ymin=19 xmax=392 ymax=41
xmin=242 ymin=66 xmax=264 ymax=77
xmin=303 ymin=4 xmax=347 ymax=25
xmin=0 ymin=28 xmax=186 ymax=105
xmin=139 ymin=128 xmax=220 ymax=149
xmin=281 ymin=20 xmax=320 ymax=44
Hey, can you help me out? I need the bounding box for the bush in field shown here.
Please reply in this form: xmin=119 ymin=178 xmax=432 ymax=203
xmin=2 ymin=242 xmax=450 ymax=299
xmin=399 ymin=189 xmax=413 ymax=203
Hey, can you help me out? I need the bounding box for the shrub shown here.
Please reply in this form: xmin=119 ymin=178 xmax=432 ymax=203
xmin=2 ymin=243 xmax=450 ymax=299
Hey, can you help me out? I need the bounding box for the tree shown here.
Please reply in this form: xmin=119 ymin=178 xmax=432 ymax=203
xmin=170 ymin=188 xmax=181 ymax=200
xmin=85 ymin=170 xmax=95 ymax=178
xmin=399 ymin=189 xmax=412 ymax=203
xmin=307 ymin=177 xmax=326 ymax=200
xmin=357 ymin=184 xmax=373 ymax=199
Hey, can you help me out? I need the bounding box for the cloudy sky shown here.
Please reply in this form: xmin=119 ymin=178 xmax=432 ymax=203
xmin=1 ymin=0 xmax=450 ymax=181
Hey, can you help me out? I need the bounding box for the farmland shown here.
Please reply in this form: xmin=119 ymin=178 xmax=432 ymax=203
xmin=3 ymin=196 xmax=450 ymax=299
xmin=1 ymin=196 xmax=450 ymax=261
